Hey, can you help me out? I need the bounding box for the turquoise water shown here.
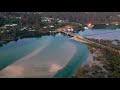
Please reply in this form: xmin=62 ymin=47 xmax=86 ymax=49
xmin=0 ymin=34 xmax=89 ymax=78
xmin=54 ymin=41 xmax=89 ymax=78
xmin=0 ymin=36 xmax=53 ymax=71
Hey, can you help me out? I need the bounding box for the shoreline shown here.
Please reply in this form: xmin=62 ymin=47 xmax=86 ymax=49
xmin=71 ymin=37 xmax=104 ymax=71
xmin=81 ymin=52 xmax=93 ymax=66
xmin=71 ymin=37 xmax=93 ymax=66
xmin=75 ymin=38 xmax=120 ymax=78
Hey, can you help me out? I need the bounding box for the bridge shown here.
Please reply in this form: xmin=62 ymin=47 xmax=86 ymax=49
xmin=58 ymin=29 xmax=120 ymax=54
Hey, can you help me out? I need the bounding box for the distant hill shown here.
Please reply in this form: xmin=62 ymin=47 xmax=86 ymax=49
xmin=41 ymin=12 xmax=120 ymax=24
xmin=1 ymin=12 xmax=120 ymax=24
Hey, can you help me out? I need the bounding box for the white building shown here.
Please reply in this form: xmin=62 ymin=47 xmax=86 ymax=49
xmin=20 ymin=27 xmax=27 ymax=31
xmin=49 ymin=25 xmax=54 ymax=28
xmin=28 ymin=29 xmax=35 ymax=32
xmin=43 ymin=26 xmax=47 ymax=29
xmin=5 ymin=24 xmax=17 ymax=27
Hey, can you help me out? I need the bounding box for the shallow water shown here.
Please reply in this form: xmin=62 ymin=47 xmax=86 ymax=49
xmin=0 ymin=34 xmax=89 ymax=78
xmin=77 ymin=29 xmax=120 ymax=40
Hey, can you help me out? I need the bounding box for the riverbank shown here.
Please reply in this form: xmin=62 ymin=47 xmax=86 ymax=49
xmin=54 ymin=41 xmax=89 ymax=78
xmin=75 ymin=46 xmax=108 ymax=78
xmin=82 ymin=52 xmax=93 ymax=66
xmin=75 ymin=39 xmax=120 ymax=78
xmin=71 ymin=37 xmax=94 ymax=66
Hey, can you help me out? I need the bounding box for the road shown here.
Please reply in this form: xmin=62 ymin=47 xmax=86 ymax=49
xmin=59 ymin=30 xmax=120 ymax=54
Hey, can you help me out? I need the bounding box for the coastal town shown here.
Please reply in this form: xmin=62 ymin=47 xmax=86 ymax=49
xmin=0 ymin=12 xmax=120 ymax=78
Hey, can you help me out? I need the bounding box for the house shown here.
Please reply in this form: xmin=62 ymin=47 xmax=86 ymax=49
xmin=67 ymin=28 xmax=74 ymax=32
xmin=5 ymin=24 xmax=17 ymax=27
xmin=49 ymin=25 xmax=54 ymax=28
xmin=43 ymin=26 xmax=47 ymax=29
xmin=28 ymin=29 xmax=35 ymax=32
xmin=20 ymin=27 xmax=27 ymax=31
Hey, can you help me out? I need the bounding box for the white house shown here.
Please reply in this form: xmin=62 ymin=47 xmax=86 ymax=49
xmin=49 ymin=25 xmax=54 ymax=28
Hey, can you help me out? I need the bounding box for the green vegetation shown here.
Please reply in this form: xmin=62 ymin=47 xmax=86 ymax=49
xmin=0 ymin=12 xmax=84 ymax=47
xmin=93 ymin=24 xmax=120 ymax=29
xmin=76 ymin=66 xmax=90 ymax=78
xmin=101 ymin=48 xmax=120 ymax=78
xmin=76 ymin=39 xmax=120 ymax=78
xmin=0 ymin=17 xmax=21 ymax=27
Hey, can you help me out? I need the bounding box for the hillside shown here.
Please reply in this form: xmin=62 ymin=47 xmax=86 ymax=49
xmin=1 ymin=12 xmax=120 ymax=24
xmin=41 ymin=12 xmax=120 ymax=24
